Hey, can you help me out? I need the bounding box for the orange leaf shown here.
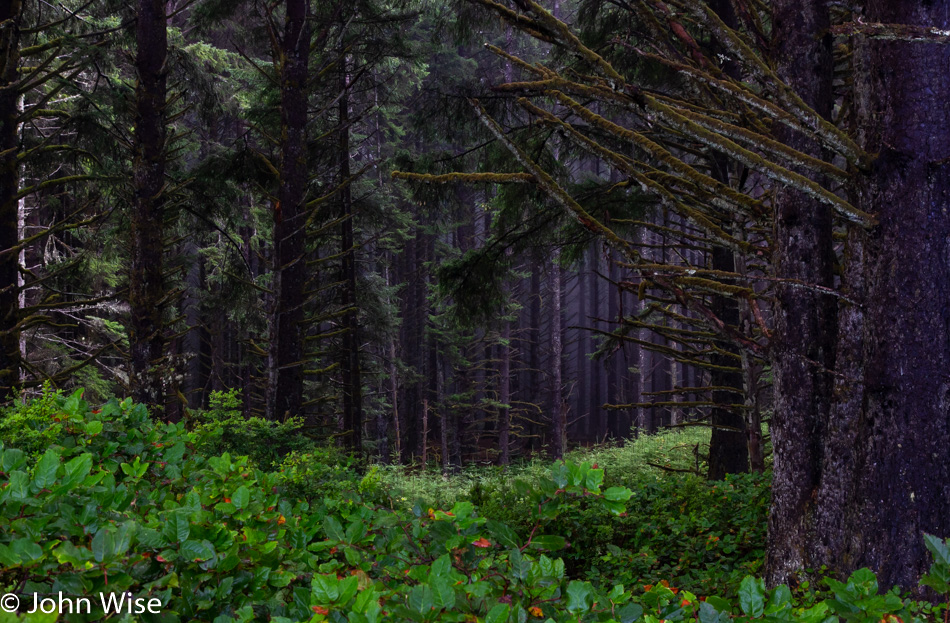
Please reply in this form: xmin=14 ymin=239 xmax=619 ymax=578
xmin=472 ymin=537 xmax=492 ymax=548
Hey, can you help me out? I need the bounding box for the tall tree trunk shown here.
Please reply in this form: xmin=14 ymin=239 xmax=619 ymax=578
xmin=528 ymin=259 xmax=542 ymax=452
xmin=589 ymin=248 xmax=606 ymax=440
xmin=769 ymin=0 xmax=950 ymax=592
xmin=707 ymin=245 xmax=750 ymax=479
xmin=339 ymin=48 xmax=362 ymax=454
xmin=606 ymin=253 xmax=619 ymax=436
xmin=767 ymin=0 xmax=838 ymax=586
xmin=0 ymin=0 xmax=21 ymax=401
xmin=129 ymin=0 xmax=169 ymax=408
xmin=266 ymin=0 xmax=309 ymax=421
xmin=549 ymin=253 xmax=565 ymax=459
xmin=578 ymin=252 xmax=591 ymax=439
xmin=498 ymin=320 xmax=511 ymax=464
xmin=704 ymin=0 xmax=750 ymax=477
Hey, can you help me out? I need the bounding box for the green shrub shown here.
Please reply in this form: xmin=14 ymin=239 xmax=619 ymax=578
xmin=191 ymin=389 xmax=318 ymax=469
xmin=0 ymin=384 xmax=64 ymax=457
xmin=274 ymin=446 xmax=366 ymax=502
xmin=0 ymin=391 xmax=947 ymax=623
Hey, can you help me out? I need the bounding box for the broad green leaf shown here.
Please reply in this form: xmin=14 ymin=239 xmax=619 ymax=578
xmin=64 ymin=453 xmax=93 ymax=483
xmin=429 ymin=554 xmax=452 ymax=581
xmin=180 ymin=539 xmax=215 ymax=562
xmin=486 ymin=603 xmax=511 ymax=623
xmin=739 ymin=576 xmax=765 ymax=618
xmin=487 ymin=520 xmax=521 ymax=549
xmin=92 ymin=529 xmax=115 ymax=563
xmin=324 ymin=515 xmax=345 ymax=541
xmin=33 ymin=449 xmax=61 ymax=489
xmin=7 ymin=471 xmax=29 ymax=499
xmin=0 ymin=544 xmax=20 ymax=566
xmin=604 ymin=487 xmax=633 ymax=502
xmin=408 ymin=584 xmax=434 ymax=614
xmin=338 ymin=575 xmax=359 ymax=605
xmin=232 ymin=485 xmax=251 ymax=509
xmin=431 ymin=577 xmax=456 ymax=610
xmin=529 ymin=535 xmax=566 ymax=551
xmin=162 ymin=513 xmax=190 ymax=543
xmin=618 ymin=602 xmax=644 ymax=623
xmin=585 ymin=468 xmax=604 ymax=491
xmin=2 ymin=448 xmax=26 ymax=472
xmin=699 ymin=601 xmax=730 ymax=623
xmin=312 ymin=574 xmax=340 ymax=603
xmin=566 ymin=581 xmax=593 ymax=612
xmin=925 ymin=533 xmax=950 ymax=566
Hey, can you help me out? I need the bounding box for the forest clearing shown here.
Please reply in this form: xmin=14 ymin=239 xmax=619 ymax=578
xmin=2 ymin=0 xmax=950 ymax=620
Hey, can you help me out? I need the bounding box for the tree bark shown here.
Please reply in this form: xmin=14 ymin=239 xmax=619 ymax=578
xmin=266 ymin=0 xmax=309 ymax=421
xmin=707 ymin=246 xmax=750 ymax=479
xmin=0 ymin=0 xmax=21 ymax=401
xmin=807 ymin=0 xmax=950 ymax=591
xmin=339 ymin=47 xmax=362 ymax=454
xmin=498 ymin=319 xmax=511 ymax=464
xmin=549 ymin=252 xmax=565 ymax=459
xmin=705 ymin=0 xmax=750 ymax=480
xmin=766 ymin=0 xmax=838 ymax=586
xmin=129 ymin=0 xmax=169 ymax=408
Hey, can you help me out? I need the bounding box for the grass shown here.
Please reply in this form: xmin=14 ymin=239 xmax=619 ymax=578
xmin=372 ymin=426 xmax=713 ymax=510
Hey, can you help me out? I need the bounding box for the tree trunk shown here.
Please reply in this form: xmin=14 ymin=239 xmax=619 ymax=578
xmin=549 ymin=253 xmax=565 ymax=459
xmin=266 ymin=0 xmax=309 ymax=421
xmin=528 ymin=260 xmax=542 ymax=452
xmin=771 ymin=0 xmax=950 ymax=592
xmin=129 ymin=0 xmax=169 ymax=408
xmin=766 ymin=0 xmax=838 ymax=586
xmin=498 ymin=320 xmax=511 ymax=464
xmin=704 ymin=0 xmax=750 ymax=476
xmin=0 ymin=0 xmax=21 ymax=401
xmin=339 ymin=47 xmax=362 ymax=454
xmin=707 ymin=245 xmax=750 ymax=479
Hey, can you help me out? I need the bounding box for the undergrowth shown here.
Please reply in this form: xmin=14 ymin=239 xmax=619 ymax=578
xmin=0 ymin=389 xmax=944 ymax=623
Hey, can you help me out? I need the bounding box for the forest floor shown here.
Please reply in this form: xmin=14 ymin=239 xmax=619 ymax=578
xmin=1 ymin=391 xmax=947 ymax=622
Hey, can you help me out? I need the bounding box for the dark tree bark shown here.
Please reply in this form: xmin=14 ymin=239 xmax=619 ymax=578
xmin=589 ymin=248 xmax=606 ymax=440
xmin=339 ymin=49 xmax=362 ymax=454
xmin=578 ymin=252 xmax=591 ymax=439
xmin=549 ymin=254 xmax=565 ymax=459
xmin=768 ymin=0 xmax=950 ymax=592
xmin=606 ymin=253 xmax=619 ymax=436
xmin=498 ymin=319 xmax=511 ymax=464
xmin=705 ymin=0 xmax=750 ymax=480
xmin=766 ymin=0 xmax=838 ymax=586
xmin=129 ymin=0 xmax=169 ymax=407
xmin=0 ymin=0 xmax=21 ymax=402
xmin=707 ymin=245 xmax=749 ymax=480
xmin=266 ymin=0 xmax=310 ymax=421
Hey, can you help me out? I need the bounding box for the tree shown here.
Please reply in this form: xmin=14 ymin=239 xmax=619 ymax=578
xmin=769 ymin=0 xmax=950 ymax=591
xmin=434 ymin=0 xmax=950 ymax=592
xmin=0 ymin=0 xmax=23 ymax=401
xmin=128 ymin=0 xmax=170 ymax=406
xmin=264 ymin=0 xmax=310 ymax=422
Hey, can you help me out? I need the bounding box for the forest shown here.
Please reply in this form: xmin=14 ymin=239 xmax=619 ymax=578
xmin=2 ymin=0 xmax=950 ymax=621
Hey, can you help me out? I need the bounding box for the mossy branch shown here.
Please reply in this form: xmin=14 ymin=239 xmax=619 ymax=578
xmin=390 ymin=171 xmax=535 ymax=184
xmin=468 ymin=99 xmax=638 ymax=261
